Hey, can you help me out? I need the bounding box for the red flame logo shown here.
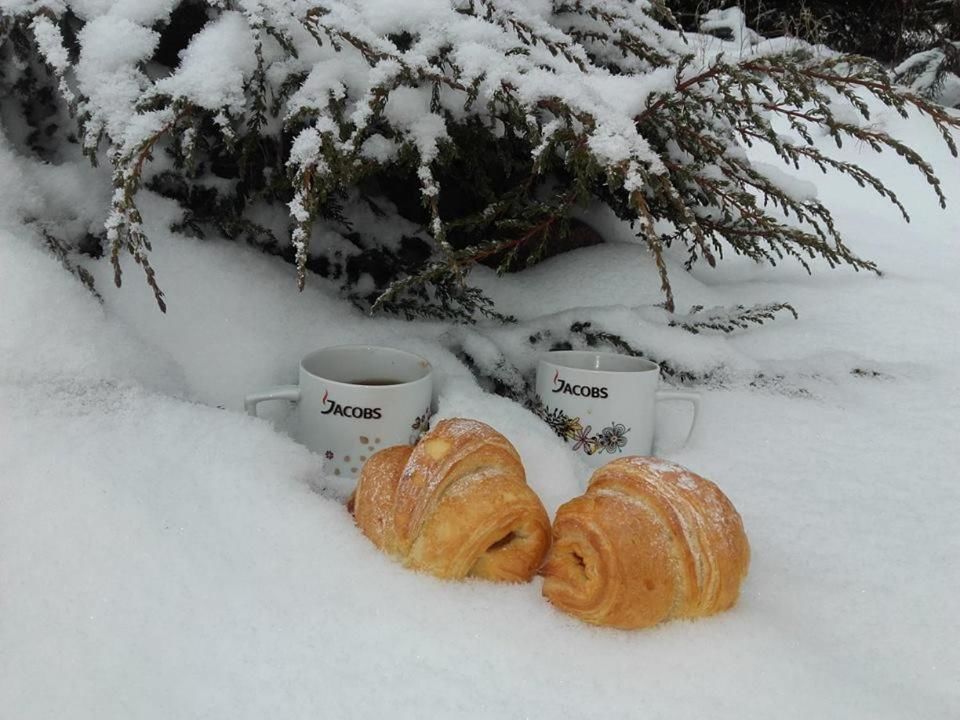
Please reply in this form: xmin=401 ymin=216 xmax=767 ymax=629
xmin=322 ymin=388 xmax=329 ymax=404
xmin=553 ymin=369 xmax=559 ymax=385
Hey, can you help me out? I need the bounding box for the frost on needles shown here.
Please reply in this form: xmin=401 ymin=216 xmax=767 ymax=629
xmin=2 ymin=0 xmax=959 ymax=321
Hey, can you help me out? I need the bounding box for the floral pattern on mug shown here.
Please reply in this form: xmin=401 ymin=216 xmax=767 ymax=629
xmin=597 ymin=422 xmax=629 ymax=454
xmin=409 ymin=406 xmax=433 ymax=444
xmin=533 ymin=395 xmax=630 ymax=457
xmin=571 ymin=424 xmax=595 ymax=454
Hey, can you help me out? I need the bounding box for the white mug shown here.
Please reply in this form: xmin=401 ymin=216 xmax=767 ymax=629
xmin=245 ymin=345 xmax=433 ymax=478
xmin=535 ymin=350 xmax=699 ymax=466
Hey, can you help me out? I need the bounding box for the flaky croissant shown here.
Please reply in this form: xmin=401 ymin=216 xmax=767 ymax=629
xmin=541 ymin=457 xmax=750 ymax=629
xmin=350 ymin=418 xmax=551 ymax=582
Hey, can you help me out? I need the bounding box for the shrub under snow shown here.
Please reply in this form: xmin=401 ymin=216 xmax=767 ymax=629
xmin=1 ymin=0 xmax=959 ymax=320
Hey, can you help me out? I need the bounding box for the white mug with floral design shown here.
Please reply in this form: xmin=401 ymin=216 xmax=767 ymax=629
xmin=535 ymin=350 xmax=699 ymax=466
xmin=245 ymin=345 xmax=433 ymax=479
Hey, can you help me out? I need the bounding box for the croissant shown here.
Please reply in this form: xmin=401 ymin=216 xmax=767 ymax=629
xmin=350 ymin=418 xmax=551 ymax=582
xmin=541 ymin=457 xmax=750 ymax=629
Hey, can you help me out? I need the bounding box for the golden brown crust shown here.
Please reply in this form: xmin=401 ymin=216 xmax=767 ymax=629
xmin=541 ymin=457 xmax=750 ymax=629
xmin=351 ymin=418 xmax=551 ymax=582
xmin=351 ymin=445 xmax=413 ymax=556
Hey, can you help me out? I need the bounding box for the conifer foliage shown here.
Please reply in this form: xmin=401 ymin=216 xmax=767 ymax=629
xmin=2 ymin=0 xmax=959 ymax=320
xmin=670 ymin=1 xmax=960 ymax=109
xmin=893 ymin=0 xmax=960 ymax=108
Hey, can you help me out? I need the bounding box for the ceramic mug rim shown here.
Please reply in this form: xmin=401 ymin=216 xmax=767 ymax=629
xmin=300 ymin=344 xmax=433 ymax=389
xmin=540 ymin=350 xmax=659 ymax=375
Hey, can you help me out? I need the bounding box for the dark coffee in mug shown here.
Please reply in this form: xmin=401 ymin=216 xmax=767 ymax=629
xmin=244 ymin=345 xmax=434 ymax=480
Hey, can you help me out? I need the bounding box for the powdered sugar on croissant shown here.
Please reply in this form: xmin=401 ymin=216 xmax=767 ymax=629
xmin=351 ymin=418 xmax=551 ymax=582
xmin=541 ymin=456 xmax=750 ymax=629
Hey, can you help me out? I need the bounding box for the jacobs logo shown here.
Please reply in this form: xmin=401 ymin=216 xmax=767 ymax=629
xmin=551 ymin=370 xmax=609 ymax=399
xmin=319 ymin=388 xmax=383 ymax=419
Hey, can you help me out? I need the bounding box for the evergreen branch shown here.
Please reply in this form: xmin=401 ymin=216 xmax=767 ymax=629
xmin=670 ymin=302 xmax=799 ymax=334
xmin=39 ymin=227 xmax=102 ymax=302
xmin=106 ymin=104 xmax=192 ymax=312
xmin=6 ymin=0 xmax=959 ymax=322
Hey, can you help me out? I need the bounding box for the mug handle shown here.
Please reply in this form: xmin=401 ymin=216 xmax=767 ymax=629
xmin=244 ymin=385 xmax=301 ymax=417
xmin=655 ymin=390 xmax=700 ymax=448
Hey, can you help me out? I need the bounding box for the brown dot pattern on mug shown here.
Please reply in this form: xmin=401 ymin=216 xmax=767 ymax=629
xmin=358 ymin=435 xmax=383 ymax=464
xmin=325 ymin=436 xmax=389 ymax=478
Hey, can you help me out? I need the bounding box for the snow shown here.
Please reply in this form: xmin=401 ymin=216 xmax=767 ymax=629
xmin=286 ymin=0 xmax=678 ymax=204
xmin=895 ymin=46 xmax=960 ymax=109
xmin=360 ymin=134 xmax=400 ymax=163
xmin=384 ymin=88 xmax=448 ymax=162
xmin=29 ymin=15 xmax=71 ymax=76
xmin=153 ymin=12 xmax=258 ymax=112
xmin=2 ymin=41 xmax=960 ymax=720
xmin=749 ymin=161 xmax=819 ymax=202
xmin=700 ymin=7 xmax=763 ymax=50
xmin=0 ymin=0 xmax=64 ymax=16
xmin=354 ymin=0 xmax=450 ymax=36
xmin=96 ymin=0 xmax=180 ymax=24
xmin=75 ymin=16 xmax=159 ymax=143
xmin=30 ymin=0 xmax=842 ymax=260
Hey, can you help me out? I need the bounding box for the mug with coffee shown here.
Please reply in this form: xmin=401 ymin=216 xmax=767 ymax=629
xmin=245 ymin=345 xmax=433 ymax=478
xmin=534 ymin=350 xmax=699 ymax=467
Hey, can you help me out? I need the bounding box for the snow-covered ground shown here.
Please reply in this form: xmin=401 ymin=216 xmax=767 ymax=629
xmin=2 ymin=100 xmax=959 ymax=717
